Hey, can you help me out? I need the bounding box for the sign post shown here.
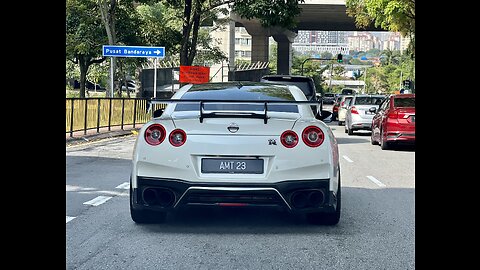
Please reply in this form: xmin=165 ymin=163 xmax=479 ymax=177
xmin=103 ymin=45 xmax=165 ymax=98
xmin=154 ymin=58 xmax=158 ymax=99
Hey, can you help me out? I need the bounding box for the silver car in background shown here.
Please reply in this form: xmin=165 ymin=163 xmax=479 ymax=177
xmin=345 ymin=95 xmax=386 ymax=135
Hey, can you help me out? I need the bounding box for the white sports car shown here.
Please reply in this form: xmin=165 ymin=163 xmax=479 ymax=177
xmin=130 ymin=82 xmax=341 ymax=225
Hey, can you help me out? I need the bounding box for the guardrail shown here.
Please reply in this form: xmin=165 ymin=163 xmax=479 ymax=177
xmin=66 ymin=98 xmax=165 ymax=137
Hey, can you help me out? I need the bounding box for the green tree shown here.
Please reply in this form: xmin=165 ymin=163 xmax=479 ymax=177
xmin=268 ymin=43 xmax=278 ymax=74
xmin=170 ymin=0 xmax=304 ymax=66
xmin=321 ymin=51 xmax=333 ymax=60
xmin=97 ymin=0 xmax=150 ymax=96
xmin=66 ymin=0 xmax=108 ymax=97
xmin=346 ymin=0 xmax=415 ymax=56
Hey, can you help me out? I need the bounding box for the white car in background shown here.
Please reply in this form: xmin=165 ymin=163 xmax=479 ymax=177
xmin=337 ymin=95 xmax=354 ymax=126
xmin=345 ymin=95 xmax=386 ymax=135
xmin=130 ymin=82 xmax=341 ymax=225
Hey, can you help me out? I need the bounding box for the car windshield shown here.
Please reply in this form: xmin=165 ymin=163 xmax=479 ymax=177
xmin=174 ymin=83 xmax=299 ymax=113
xmin=394 ymin=97 xmax=415 ymax=108
xmin=262 ymin=78 xmax=313 ymax=97
xmin=354 ymin=96 xmax=385 ymax=105
xmin=324 ymin=93 xmax=335 ymax=97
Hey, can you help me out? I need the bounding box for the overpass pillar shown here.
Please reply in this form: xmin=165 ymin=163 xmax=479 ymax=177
xmin=273 ymin=31 xmax=297 ymax=75
xmin=238 ymin=20 xmax=270 ymax=63
xmin=250 ymin=35 xmax=269 ymax=62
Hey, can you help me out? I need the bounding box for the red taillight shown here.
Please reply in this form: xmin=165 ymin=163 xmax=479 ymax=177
xmin=280 ymin=130 xmax=298 ymax=148
xmin=350 ymin=106 xmax=359 ymax=114
xmin=169 ymin=129 xmax=187 ymax=147
xmin=333 ymin=105 xmax=338 ymax=112
xmin=144 ymin=124 xmax=166 ymax=146
xmin=387 ymin=111 xmax=398 ymax=119
xmin=302 ymin=126 xmax=324 ymax=147
xmin=340 ymin=101 xmax=345 ymax=107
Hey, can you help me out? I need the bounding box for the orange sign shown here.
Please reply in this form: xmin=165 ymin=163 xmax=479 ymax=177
xmin=179 ymin=65 xmax=210 ymax=84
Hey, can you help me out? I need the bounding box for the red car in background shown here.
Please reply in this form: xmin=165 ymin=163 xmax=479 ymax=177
xmin=370 ymin=94 xmax=415 ymax=150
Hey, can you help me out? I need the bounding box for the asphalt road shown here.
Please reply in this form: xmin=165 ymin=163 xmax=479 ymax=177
xmin=66 ymin=121 xmax=415 ymax=270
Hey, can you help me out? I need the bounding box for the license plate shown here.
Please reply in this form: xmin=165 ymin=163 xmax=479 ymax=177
xmin=201 ymin=158 xmax=264 ymax=174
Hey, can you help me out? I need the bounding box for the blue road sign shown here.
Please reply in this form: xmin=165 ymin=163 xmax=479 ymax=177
xmin=103 ymin=45 xmax=165 ymax=58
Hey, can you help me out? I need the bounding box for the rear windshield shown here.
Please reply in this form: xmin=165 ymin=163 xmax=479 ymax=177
xmin=262 ymin=78 xmax=313 ymax=97
xmin=354 ymin=96 xmax=385 ymax=105
xmin=341 ymin=89 xmax=355 ymax=95
xmin=394 ymin=97 xmax=415 ymax=108
xmin=174 ymin=84 xmax=299 ymax=113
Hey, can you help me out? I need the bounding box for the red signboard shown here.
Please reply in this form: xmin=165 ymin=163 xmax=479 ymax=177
xmin=179 ymin=65 xmax=210 ymax=84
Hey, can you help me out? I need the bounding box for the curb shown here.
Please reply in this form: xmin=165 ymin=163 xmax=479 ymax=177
xmin=66 ymin=129 xmax=139 ymax=146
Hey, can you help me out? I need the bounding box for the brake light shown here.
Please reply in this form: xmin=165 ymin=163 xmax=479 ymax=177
xmin=302 ymin=126 xmax=324 ymax=147
xmin=280 ymin=130 xmax=298 ymax=148
xmin=169 ymin=129 xmax=187 ymax=147
xmin=144 ymin=124 xmax=166 ymax=146
xmin=350 ymin=106 xmax=359 ymax=114
xmin=387 ymin=111 xmax=398 ymax=119
xmin=341 ymin=101 xmax=344 ymax=107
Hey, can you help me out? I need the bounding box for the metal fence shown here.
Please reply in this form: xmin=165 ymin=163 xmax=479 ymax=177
xmin=66 ymin=98 xmax=165 ymax=137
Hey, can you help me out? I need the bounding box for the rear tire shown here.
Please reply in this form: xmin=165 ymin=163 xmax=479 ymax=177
xmin=371 ymin=131 xmax=378 ymax=145
xmin=380 ymin=130 xmax=390 ymax=150
xmin=130 ymin=178 xmax=167 ymax=224
xmin=307 ymin=171 xmax=341 ymax=225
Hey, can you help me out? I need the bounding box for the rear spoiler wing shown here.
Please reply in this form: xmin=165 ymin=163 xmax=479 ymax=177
xmin=146 ymin=99 xmax=321 ymax=124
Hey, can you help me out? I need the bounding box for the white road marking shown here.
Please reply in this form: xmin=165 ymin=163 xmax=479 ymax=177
xmin=366 ymin=175 xmax=386 ymax=187
xmin=83 ymin=196 xmax=113 ymax=206
xmin=115 ymin=182 xmax=130 ymax=190
xmin=66 ymin=185 xmax=96 ymax=192
xmin=78 ymin=190 xmax=128 ymax=196
xmin=342 ymin=155 xmax=354 ymax=162
xmin=66 ymin=216 xmax=76 ymax=223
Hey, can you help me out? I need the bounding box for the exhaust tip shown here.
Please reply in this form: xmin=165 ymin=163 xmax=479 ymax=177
xmin=143 ymin=188 xmax=158 ymax=205
xmin=307 ymin=190 xmax=325 ymax=207
xmin=142 ymin=188 xmax=175 ymax=207
xmin=156 ymin=189 xmax=175 ymax=207
xmin=291 ymin=191 xmax=308 ymax=209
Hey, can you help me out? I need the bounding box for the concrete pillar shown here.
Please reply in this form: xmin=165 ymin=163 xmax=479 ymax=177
xmin=276 ymin=40 xmax=292 ymax=75
xmin=250 ymin=35 xmax=269 ymax=63
xmin=273 ymin=31 xmax=297 ymax=75
xmin=228 ymin=20 xmax=236 ymax=69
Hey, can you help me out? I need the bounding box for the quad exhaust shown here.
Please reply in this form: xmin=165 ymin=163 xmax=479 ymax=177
xmin=142 ymin=188 xmax=175 ymax=207
xmin=290 ymin=190 xmax=325 ymax=209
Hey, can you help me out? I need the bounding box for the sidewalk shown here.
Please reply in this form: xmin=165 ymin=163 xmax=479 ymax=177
xmin=66 ymin=124 xmax=144 ymax=146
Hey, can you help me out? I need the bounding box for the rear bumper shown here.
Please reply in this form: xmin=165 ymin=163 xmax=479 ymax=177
xmin=132 ymin=177 xmax=338 ymax=214
xmin=385 ymin=131 xmax=415 ymax=144
xmin=349 ymin=121 xmax=372 ymax=130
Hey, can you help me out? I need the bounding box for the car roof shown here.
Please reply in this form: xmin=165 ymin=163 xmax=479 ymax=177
xmin=262 ymin=75 xmax=313 ymax=81
xmin=354 ymin=94 xmax=385 ymax=97
xmin=392 ymin=94 xmax=415 ymax=98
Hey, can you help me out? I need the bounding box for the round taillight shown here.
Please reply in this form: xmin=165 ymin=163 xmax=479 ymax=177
xmin=144 ymin=124 xmax=166 ymax=146
xmin=302 ymin=126 xmax=324 ymax=147
xmin=280 ymin=130 xmax=298 ymax=148
xmin=169 ymin=129 xmax=187 ymax=147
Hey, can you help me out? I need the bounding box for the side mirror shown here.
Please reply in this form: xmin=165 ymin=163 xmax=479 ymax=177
xmin=369 ymin=107 xmax=377 ymax=113
xmin=318 ymin=110 xmax=332 ymax=123
xmin=153 ymin=108 xmax=164 ymax=118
